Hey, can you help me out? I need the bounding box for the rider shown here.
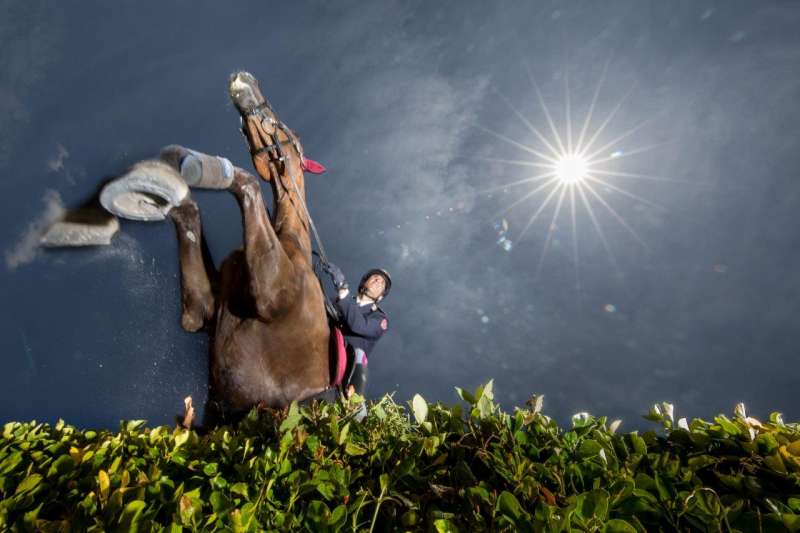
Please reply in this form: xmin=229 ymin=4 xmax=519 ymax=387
xmin=323 ymin=264 xmax=391 ymax=399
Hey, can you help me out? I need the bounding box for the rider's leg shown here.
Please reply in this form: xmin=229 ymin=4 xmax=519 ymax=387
xmin=346 ymin=348 xmax=369 ymax=397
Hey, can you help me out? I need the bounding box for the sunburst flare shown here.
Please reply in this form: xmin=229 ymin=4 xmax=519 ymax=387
xmin=481 ymin=62 xmax=683 ymax=286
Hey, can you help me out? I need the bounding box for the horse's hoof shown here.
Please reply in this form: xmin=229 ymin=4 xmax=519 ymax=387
xmin=99 ymin=160 xmax=188 ymax=221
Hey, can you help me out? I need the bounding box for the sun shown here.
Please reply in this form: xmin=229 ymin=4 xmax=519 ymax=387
xmin=554 ymin=154 xmax=589 ymax=185
xmin=474 ymin=61 xmax=682 ymax=287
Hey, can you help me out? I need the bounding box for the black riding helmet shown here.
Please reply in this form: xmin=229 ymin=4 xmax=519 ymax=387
xmin=358 ymin=268 xmax=392 ymax=299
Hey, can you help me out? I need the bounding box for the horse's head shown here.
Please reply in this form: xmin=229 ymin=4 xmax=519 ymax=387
xmin=229 ymin=71 xmax=305 ymax=186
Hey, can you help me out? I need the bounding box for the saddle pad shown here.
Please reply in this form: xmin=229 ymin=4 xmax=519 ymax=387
xmin=332 ymin=327 xmax=347 ymax=386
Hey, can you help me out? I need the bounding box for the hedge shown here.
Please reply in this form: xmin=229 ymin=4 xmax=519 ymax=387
xmin=2 ymin=381 xmax=800 ymax=531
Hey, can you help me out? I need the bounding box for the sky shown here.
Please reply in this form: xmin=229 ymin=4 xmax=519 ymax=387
xmin=2 ymin=0 xmax=799 ymax=431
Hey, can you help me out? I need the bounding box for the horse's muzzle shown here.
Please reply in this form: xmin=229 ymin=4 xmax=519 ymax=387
xmin=229 ymin=71 xmax=268 ymax=116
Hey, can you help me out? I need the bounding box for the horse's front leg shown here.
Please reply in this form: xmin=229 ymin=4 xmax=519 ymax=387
xmin=169 ymin=198 xmax=217 ymax=332
xmin=227 ymin=168 xmax=299 ymax=321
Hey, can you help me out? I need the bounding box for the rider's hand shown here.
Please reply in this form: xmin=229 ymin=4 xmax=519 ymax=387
xmin=323 ymin=262 xmax=347 ymax=289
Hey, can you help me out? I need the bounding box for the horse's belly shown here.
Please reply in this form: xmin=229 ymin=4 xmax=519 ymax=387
xmin=212 ymin=306 xmax=329 ymax=407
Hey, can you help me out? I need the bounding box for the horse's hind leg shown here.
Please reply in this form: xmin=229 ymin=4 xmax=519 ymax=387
xmin=169 ymin=198 xmax=217 ymax=332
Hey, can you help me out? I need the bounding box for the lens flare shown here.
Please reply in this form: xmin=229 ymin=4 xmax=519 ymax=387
xmin=475 ymin=60 xmax=687 ymax=288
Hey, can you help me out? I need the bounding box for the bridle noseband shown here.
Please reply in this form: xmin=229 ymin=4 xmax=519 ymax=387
xmin=242 ymin=102 xmax=302 ymax=177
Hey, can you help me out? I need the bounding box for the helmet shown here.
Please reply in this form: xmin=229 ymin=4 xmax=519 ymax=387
xmin=359 ymin=268 xmax=392 ymax=299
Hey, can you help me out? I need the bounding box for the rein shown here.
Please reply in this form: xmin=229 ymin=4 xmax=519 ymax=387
xmin=243 ymin=103 xmax=330 ymax=266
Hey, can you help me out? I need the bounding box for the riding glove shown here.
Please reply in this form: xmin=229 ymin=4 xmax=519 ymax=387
xmin=323 ymin=262 xmax=348 ymax=290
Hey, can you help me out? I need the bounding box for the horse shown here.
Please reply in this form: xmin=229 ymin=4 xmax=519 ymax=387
xmin=158 ymin=71 xmax=332 ymax=424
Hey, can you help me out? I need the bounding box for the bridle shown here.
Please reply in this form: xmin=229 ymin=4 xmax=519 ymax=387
xmin=240 ymin=101 xmax=330 ymax=265
xmin=242 ymin=101 xmax=303 ymax=177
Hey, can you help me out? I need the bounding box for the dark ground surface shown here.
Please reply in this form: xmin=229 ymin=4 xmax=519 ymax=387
xmin=1 ymin=1 xmax=799 ymax=430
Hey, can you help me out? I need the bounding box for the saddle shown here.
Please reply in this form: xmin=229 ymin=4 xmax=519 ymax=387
xmin=330 ymin=326 xmax=348 ymax=387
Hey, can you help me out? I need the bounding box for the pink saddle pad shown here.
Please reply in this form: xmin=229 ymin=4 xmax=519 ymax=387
xmin=332 ymin=327 xmax=347 ymax=386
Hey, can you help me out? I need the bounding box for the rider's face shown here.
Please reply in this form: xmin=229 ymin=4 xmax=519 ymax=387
xmin=364 ymin=275 xmax=386 ymax=299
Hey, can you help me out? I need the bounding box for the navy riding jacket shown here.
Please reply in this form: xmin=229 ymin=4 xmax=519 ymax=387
xmin=335 ymin=296 xmax=388 ymax=361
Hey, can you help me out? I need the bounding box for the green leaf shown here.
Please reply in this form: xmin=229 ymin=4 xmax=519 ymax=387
xmin=280 ymin=401 xmax=301 ymax=433
xmin=609 ymin=479 xmax=634 ymax=508
xmin=14 ymin=473 xmax=43 ymax=495
xmin=497 ymin=490 xmax=523 ymax=521
xmin=687 ymin=454 xmax=718 ymax=471
xmin=602 ymin=518 xmax=638 ymax=533
xmin=401 ymin=510 xmax=420 ymax=526
xmin=474 ymin=379 xmax=494 ymax=404
xmin=467 ymin=485 xmax=491 ymax=504
xmin=756 ymin=432 xmax=780 ymax=455
xmin=46 ymin=454 xmax=75 ymax=478
xmin=476 ymin=394 xmax=494 ymax=419
xmin=179 ymin=488 xmax=202 ymax=526
xmin=306 ymin=435 xmax=320 ymax=455
xmin=22 ymin=503 xmax=43 ymax=530
xmin=765 ymin=453 xmax=787 ymax=473
xmin=434 ymin=518 xmax=458 ymax=532
xmin=770 ymin=411 xmax=785 ymax=425
xmin=210 ymin=491 xmax=232 ymax=514
xmin=628 ymin=433 xmax=647 ymax=455
xmin=483 ymin=379 xmax=494 ymax=400
xmin=782 ymin=514 xmax=800 ymax=530
xmin=329 ymin=504 xmax=347 ymax=531
xmin=0 ymin=452 xmax=23 ymax=475
xmin=577 ymin=439 xmax=603 ymax=459
xmin=230 ymin=482 xmax=248 ymax=499
xmin=654 ymin=473 xmax=673 ymax=502
xmin=305 ymin=500 xmax=330 ymax=526
xmin=455 ymin=386 xmax=475 ymax=405
xmin=98 ymin=470 xmax=110 ymax=502
xmin=344 ymin=442 xmax=366 ymax=456
xmin=125 ymin=420 xmax=147 ymax=432
xmin=109 ymin=455 xmax=122 ymax=474
xmin=173 ymin=429 xmax=190 ymax=450
xmin=579 ymin=489 xmax=609 ymax=521
xmin=203 ymin=462 xmax=218 ymax=476
xmin=714 ymin=415 xmax=741 ymax=436
xmin=412 ymin=394 xmax=428 ymax=424
xmin=423 ymin=436 xmax=440 ymax=456
xmin=379 ymin=473 xmax=390 ymax=493
xmin=338 ymin=422 xmax=350 ymax=446
xmin=329 ymin=416 xmax=340 ymax=443
xmin=119 ymin=500 xmax=146 ymax=531
xmin=317 ymin=481 xmax=336 ymax=500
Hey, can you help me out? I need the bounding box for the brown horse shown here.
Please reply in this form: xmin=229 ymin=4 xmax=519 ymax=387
xmin=160 ymin=72 xmax=331 ymax=422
